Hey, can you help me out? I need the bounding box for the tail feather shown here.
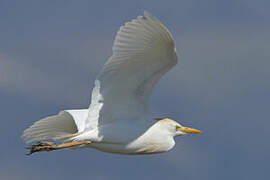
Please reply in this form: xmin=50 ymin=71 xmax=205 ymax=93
xmin=22 ymin=110 xmax=86 ymax=143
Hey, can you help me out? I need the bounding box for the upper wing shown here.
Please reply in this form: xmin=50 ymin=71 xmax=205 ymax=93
xmin=85 ymin=11 xmax=178 ymax=130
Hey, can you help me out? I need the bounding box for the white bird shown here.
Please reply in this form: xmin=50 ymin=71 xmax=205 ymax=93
xmin=22 ymin=11 xmax=202 ymax=155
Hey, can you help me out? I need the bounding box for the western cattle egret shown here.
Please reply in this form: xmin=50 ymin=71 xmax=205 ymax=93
xmin=22 ymin=11 xmax=202 ymax=155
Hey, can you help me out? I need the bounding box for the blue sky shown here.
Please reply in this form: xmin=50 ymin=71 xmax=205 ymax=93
xmin=0 ymin=0 xmax=269 ymax=179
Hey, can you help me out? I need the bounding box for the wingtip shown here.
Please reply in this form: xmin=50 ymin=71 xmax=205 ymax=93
xmin=145 ymin=11 xmax=161 ymax=21
xmin=143 ymin=11 xmax=153 ymax=19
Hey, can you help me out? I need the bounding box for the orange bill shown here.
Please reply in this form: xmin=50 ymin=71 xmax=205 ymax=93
xmin=180 ymin=127 xmax=202 ymax=134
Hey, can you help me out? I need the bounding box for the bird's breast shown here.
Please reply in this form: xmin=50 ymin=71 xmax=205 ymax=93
xmin=87 ymin=132 xmax=175 ymax=154
xmin=131 ymin=141 xmax=175 ymax=154
xmin=87 ymin=140 xmax=175 ymax=155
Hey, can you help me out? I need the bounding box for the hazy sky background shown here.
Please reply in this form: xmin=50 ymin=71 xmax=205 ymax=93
xmin=0 ymin=0 xmax=269 ymax=180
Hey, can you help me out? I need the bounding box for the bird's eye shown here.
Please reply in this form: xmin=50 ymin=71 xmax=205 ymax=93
xmin=175 ymin=126 xmax=181 ymax=131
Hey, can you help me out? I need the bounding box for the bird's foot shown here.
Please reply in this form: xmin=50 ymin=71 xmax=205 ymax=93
xmin=26 ymin=141 xmax=57 ymax=155
xmin=26 ymin=140 xmax=92 ymax=155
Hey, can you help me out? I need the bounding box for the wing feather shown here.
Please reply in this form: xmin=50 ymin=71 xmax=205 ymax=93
xmin=86 ymin=11 xmax=178 ymax=130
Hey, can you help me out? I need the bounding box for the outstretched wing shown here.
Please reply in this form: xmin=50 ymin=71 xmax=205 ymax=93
xmin=86 ymin=11 xmax=178 ymax=130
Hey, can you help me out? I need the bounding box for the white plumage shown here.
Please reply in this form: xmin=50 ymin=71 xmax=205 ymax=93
xmin=22 ymin=11 xmax=201 ymax=155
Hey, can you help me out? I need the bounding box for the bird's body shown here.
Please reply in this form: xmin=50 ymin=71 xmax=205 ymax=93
xmin=83 ymin=119 xmax=175 ymax=154
xmin=74 ymin=118 xmax=178 ymax=154
xmin=22 ymin=11 xmax=202 ymax=155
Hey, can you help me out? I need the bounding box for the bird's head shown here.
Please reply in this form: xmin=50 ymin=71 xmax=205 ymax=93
xmin=155 ymin=118 xmax=202 ymax=137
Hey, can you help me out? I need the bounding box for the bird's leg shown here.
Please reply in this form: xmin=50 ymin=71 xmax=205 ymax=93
xmin=26 ymin=140 xmax=91 ymax=155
